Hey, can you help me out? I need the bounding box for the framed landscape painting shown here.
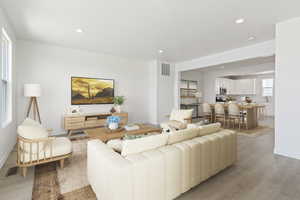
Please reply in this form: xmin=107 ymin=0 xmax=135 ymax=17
xmin=71 ymin=77 xmax=114 ymax=105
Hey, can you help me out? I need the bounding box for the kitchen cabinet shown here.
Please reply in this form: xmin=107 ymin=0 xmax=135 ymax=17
xmin=234 ymin=79 xmax=256 ymax=94
xmin=216 ymin=78 xmax=256 ymax=95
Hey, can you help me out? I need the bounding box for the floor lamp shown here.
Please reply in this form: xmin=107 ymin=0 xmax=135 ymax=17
xmin=24 ymin=84 xmax=42 ymax=123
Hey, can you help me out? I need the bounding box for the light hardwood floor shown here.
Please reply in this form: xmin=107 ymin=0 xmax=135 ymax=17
xmin=1 ymin=118 xmax=300 ymax=200
xmin=178 ymin=118 xmax=300 ymax=200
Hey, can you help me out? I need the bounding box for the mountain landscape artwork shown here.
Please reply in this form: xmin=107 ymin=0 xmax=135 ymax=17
xmin=71 ymin=77 xmax=114 ymax=104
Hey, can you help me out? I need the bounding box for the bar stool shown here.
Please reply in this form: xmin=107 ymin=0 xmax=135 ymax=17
xmin=228 ymin=103 xmax=242 ymax=130
xmin=258 ymin=104 xmax=266 ymax=120
xmin=214 ymin=103 xmax=226 ymax=127
xmin=202 ymin=103 xmax=213 ymax=123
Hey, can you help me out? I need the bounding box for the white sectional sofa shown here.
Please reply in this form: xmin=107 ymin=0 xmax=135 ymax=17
xmin=87 ymin=123 xmax=237 ymax=200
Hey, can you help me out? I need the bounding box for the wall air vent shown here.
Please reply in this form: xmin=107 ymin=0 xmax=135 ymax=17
xmin=161 ymin=63 xmax=170 ymax=76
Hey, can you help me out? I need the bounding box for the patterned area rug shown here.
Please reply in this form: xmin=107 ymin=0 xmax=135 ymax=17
xmin=32 ymin=138 xmax=96 ymax=200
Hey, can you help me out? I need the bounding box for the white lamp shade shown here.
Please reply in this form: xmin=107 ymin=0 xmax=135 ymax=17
xmin=24 ymin=84 xmax=41 ymax=97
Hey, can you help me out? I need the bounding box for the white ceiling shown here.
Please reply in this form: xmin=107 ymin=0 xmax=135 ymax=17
xmin=1 ymin=0 xmax=300 ymax=62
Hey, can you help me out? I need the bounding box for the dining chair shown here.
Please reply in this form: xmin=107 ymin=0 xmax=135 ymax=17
xmin=214 ymin=103 xmax=226 ymax=127
xmin=228 ymin=103 xmax=242 ymax=130
xmin=202 ymin=103 xmax=213 ymax=123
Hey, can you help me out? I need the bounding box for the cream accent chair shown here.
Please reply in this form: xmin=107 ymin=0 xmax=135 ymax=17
xmin=202 ymin=103 xmax=213 ymax=123
xmin=214 ymin=103 xmax=226 ymax=127
xmin=88 ymin=123 xmax=237 ymax=200
xmin=17 ymin=118 xmax=72 ymax=177
xmin=228 ymin=103 xmax=242 ymax=130
xmin=160 ymin=109 xmax=193 ymax=132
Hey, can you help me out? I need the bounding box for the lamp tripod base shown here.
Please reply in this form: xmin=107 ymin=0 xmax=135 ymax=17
xmin=26 ymin=97 xmax=41 ymax=124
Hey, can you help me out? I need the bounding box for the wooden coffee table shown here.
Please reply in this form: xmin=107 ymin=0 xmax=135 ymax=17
xmin=84 ymin=124 xmax=162 ymax=142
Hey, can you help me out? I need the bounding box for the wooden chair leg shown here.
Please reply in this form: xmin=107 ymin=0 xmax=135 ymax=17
xmin=60 ymin=159 xmax=65 ymax=168
xmin=21 ymin=167 xmax=27 ymax=177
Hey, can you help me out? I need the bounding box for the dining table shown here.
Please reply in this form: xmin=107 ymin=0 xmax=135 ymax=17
xmin=209 ymin=103 xmax=266 ymax=129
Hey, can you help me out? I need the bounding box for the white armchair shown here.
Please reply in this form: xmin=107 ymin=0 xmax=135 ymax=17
xmin=17 ymin=118 xmax=72 ymax=176
xmin=160 ymin=109 xmax=193 ymax=133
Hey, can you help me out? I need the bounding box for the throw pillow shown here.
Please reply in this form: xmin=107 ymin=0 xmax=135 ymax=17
xmin=121 ymin=134 xmax=168 ymax=156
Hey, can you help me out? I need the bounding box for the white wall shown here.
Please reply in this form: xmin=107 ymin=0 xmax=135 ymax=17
xmin=0 ymin=8 xmax=17 ymax=168
xmin=275 ymin=17 xmax=300 ymax=160
xmin=16 ymin=41 xmax=156 ymax=135
xmin=157 ymin=61 xmax=175 ymax=123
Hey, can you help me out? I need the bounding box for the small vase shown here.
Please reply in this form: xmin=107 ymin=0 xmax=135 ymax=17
xmin=109 ymin=122 xmax=119 ymax=130
xmin=115 ymin=105 xmax=121 ymax=113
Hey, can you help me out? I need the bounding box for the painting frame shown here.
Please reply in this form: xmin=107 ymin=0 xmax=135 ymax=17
xmin=71 ymin=76 xmax=115 ymax=105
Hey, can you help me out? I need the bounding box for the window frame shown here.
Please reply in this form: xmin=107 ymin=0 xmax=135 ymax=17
xmin=1 ymin=28 xmax=12 ymax=128
xmin=262 ymin=78 xmax=273 ymax=97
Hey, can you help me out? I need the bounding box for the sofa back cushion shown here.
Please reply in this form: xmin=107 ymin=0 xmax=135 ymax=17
xmin=167 ymin=128 xmax=199 ymax=145
xmin=121 ymin=134 xmax=168 ymax=156
xmin=169 ymin=109 xmax=193 ymax=123
xmin=198 ymin=123 xmax=221 ymax=136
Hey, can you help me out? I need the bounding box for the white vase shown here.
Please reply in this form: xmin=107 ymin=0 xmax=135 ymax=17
xmin=115 ymin=105 xmax=121 ymax=113
xmin=109 ymin=122 xmax=119 ymax=130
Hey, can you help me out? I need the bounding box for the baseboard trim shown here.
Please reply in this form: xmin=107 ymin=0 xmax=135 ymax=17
xmin=0 ymin=146 xmax=13 ymax=169
xmin=274 ymin=149 xmax=300 ymax=160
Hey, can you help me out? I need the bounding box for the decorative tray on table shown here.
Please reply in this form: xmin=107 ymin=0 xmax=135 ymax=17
xmin=105 ymin=127 xmax=124 ymax=133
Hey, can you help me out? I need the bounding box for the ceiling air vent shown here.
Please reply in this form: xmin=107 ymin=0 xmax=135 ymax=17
xmin=161 ymin=63 xmax=170 ymax=76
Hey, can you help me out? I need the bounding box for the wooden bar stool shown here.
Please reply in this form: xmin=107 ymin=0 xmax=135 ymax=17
xmin=214 ymin=103 xmax=226 ymax=127
xmin=202 ymin=102 xmax=213 ymax=123
xmin=228 ymin=103 xmax=242 ymax=130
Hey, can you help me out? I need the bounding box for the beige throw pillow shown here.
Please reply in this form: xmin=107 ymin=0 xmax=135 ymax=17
xmin=167 ymin=128 xmax=199 ymax=145
xmin=170 ymin=109 xmax=193 ymax=123
xmin=121 ymin=134 xmax=168 ymax=156
xmin=198 ymin=123 xmax=221 ymax=136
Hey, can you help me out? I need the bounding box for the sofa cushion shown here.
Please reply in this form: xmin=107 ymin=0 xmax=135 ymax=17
xmin=170 ymin=109 xmax=193 ymax=123
xmin=126 ymin=151 xmax=165 ymax=200
xmin=162 ymin=120 xmax=187 ymax=130
xmin=107 ymin=139 xmax=123 ymax=152
xmin=198 ymin=123 xmax=221 ymax=136
xmin=172 ymin=143 xmax=191 ymax=193
xmin=159 ymin=146 xmax=182 ymax=199
xmin=121 ymin=134 xmax=168 ymax=156
xmin=20 ymin=137 xmax=72 ymax=162
xmin=167 ymin=128 xmax=198 ymax=145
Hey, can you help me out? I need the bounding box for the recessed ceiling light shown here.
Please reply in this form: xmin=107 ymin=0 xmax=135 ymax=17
xmin=248 ymin=36 xmax=256 ymax=41
xmin=158 ymin=50 xmax=164 ymax=53
xmin=235 ymin=18 xmax=245 ymax=24
xmin=76 ymin=29 xmax=83 ymax=33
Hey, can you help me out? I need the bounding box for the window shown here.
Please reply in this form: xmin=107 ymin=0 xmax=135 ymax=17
xmin=262 ymin=79 xmax=273 ymax=97
xmin=1 ymin=28 xmax=12 ymax=127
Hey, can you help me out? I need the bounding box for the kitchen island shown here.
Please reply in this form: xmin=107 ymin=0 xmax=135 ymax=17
xmin=210 ymin=104 xmax=265 ymax=129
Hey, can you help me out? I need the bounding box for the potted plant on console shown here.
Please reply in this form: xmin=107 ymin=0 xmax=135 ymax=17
xmin=113 ymin=96 xmax=125 ymax=113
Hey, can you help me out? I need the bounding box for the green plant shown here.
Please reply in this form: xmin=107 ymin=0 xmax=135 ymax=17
xmin=113 ymin=96 xmax=125 ymax=105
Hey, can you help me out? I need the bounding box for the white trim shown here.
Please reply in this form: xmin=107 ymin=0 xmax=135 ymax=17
xmin=274 ymin=148 xmax=300 ymax=160
xmin=176 ymin=40 xmax=275 ymax=72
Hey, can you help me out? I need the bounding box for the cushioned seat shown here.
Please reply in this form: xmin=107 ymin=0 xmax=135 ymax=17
xmin=17 ymin=118 xmax=73 ymax=177
xmin=87 ymin=123 xmax=237 ymax=200
xmin=172 ymin=143 xmax=191 ymax=193
xmin=159 ymin=146 xmax=182 ymax=199
xmin=20 ymin=137 xmax=72 ymax=162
